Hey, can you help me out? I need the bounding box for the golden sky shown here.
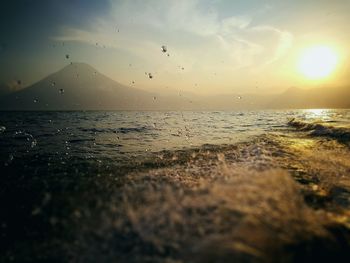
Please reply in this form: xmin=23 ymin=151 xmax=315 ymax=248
xmin=1 ymin=0 xmax=349 ymax=95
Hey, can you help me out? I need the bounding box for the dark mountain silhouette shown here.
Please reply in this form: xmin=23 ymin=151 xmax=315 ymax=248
xmin=0 ymin=63 xmax=192 ymax=110
xmin=0 ymin=63 xmax=349 ymax=110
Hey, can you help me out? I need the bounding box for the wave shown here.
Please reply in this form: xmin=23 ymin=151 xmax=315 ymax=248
xmin=288 ymin=118 xmax=350 ymax=143
xmin=67 ymin=133 xmax=350 ymax=262
xmin=78 ymin=126 xmax=151 ymax=134
xmin=2 ymin=130 xmax=350 ymax=262
xmin=116 ymin=126 xmax=150 ymax=134
xmin=68 ymin=138 xmax=95 ymax=144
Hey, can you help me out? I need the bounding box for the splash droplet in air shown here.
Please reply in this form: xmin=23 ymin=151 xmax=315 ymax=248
xmin=59 ymin=89 xmax=64 ymax=94
xmin=65 ymin=54 xmax=69 ymax=59
xmin=148 ymin=73 xmax=153 ymax=79
xmin=161 ymin=45 xmax=167 ymax=53
xmin=33 ymin=99 xmax=39 ymax=103
xmin=31 ymin=139 xmax=37 ymax=148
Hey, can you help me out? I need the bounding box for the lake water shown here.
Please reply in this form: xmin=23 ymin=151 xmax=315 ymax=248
xmin=1 ymin=109 xmax=349 ymax=169
xmin=1 ymin=109 xmax=350 ymax=262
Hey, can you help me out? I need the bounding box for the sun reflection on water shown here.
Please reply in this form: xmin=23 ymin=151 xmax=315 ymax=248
xmin=304 ymin=109 xmax=332 ymax=121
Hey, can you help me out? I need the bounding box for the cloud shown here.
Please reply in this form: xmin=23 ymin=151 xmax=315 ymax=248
xmin=221 ymin=16 xmax=252 ymax=32
xmin=251 ymin=25 xmax=294 ymax=64
xmin=0 ymin=80 xmax=22 ymax=95
xmin=53 ymin=0 xmax=294 ymax=71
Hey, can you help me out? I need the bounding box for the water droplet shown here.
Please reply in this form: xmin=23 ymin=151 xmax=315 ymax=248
xmin=161 ymin=45 xmax=167 ymax=53
xmin=132 ymin=81 xmax=135 ymax=84
xmin=51 ymin=81 xmax=56 ymax=87
xmin=237 ymin=96 xmax=242 ymax=100
xmin=167 ymin=53 xmax=170 ymax=57
xmin=65 ymin=54 xmax=69 ymax=59
xmin=49 ymin=217 xmax=58 ymax=226
xmin=31 ymin=207 xmax=41 ymax=216
xmin=181 ymin=67 xmax=184 ymax=70
xmin=33 ymin=99 xmax=38 ymax=103
xmin=31 ymin=139 xmax=37 ymax=148
xmin=0 ymin=126 xmax=6 ymax=133
xmin=59 ymin=89 xmax=64 ymax=94
xmin=4 ymin=154 xmax=13 ymax=166
xmin=217 ymin=153 xmax=225 ymax=162
xmin=148 ymin=73 xmax=153 ymax=79
xmin=153 ymin=96 xmax=156 ymax=100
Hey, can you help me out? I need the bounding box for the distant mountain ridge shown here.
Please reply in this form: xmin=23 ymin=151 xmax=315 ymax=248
xmin=0 ymin=63 xmax=349 ymax=110
xmin=0 ymin=63 xmax=158 ymax=110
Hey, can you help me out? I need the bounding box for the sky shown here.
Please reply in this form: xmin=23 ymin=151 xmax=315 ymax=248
xmin=0 ymin=0 xmax=349 ymax=96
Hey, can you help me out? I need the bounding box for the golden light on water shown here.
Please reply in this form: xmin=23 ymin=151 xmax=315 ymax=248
xmin=304 ymin=109 xmax=332 ymax=121
xmin=298 ymin=46 xmax=339 ymax=80
xmin=307 ymin=109 xmax=326 ymax=116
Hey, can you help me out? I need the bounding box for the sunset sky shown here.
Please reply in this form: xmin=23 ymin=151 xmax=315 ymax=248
xmin=0 ymin=0 xmax=349 ymax=95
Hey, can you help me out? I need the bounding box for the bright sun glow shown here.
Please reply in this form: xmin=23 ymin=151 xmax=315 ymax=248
xmin=298 ymin=46 xmax=339 ymax=80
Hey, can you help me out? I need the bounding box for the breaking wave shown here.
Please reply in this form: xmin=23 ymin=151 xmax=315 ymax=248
xmin=288 ymin=118 xmax=350 ymax=144
xmin=66 ymin=133 xmax=350 ymax=263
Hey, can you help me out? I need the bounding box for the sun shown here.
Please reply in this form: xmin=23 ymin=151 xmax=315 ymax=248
xmin=298 ymin=45 xmax=339 ymax=80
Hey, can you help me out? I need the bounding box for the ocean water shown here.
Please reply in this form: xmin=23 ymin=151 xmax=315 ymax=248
xmin=1 ymin=109 xmax=350 ymax=262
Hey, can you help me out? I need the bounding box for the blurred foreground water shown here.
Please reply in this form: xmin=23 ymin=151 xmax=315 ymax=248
xmin=1 ymin=109 xmax=350 ymax=262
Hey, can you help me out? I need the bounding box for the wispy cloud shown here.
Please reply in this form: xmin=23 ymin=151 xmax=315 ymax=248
xmin=54 ymin=0 xmax=294 ymax=73
xmin=251 ymin=25 xmax=294 ymax=64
